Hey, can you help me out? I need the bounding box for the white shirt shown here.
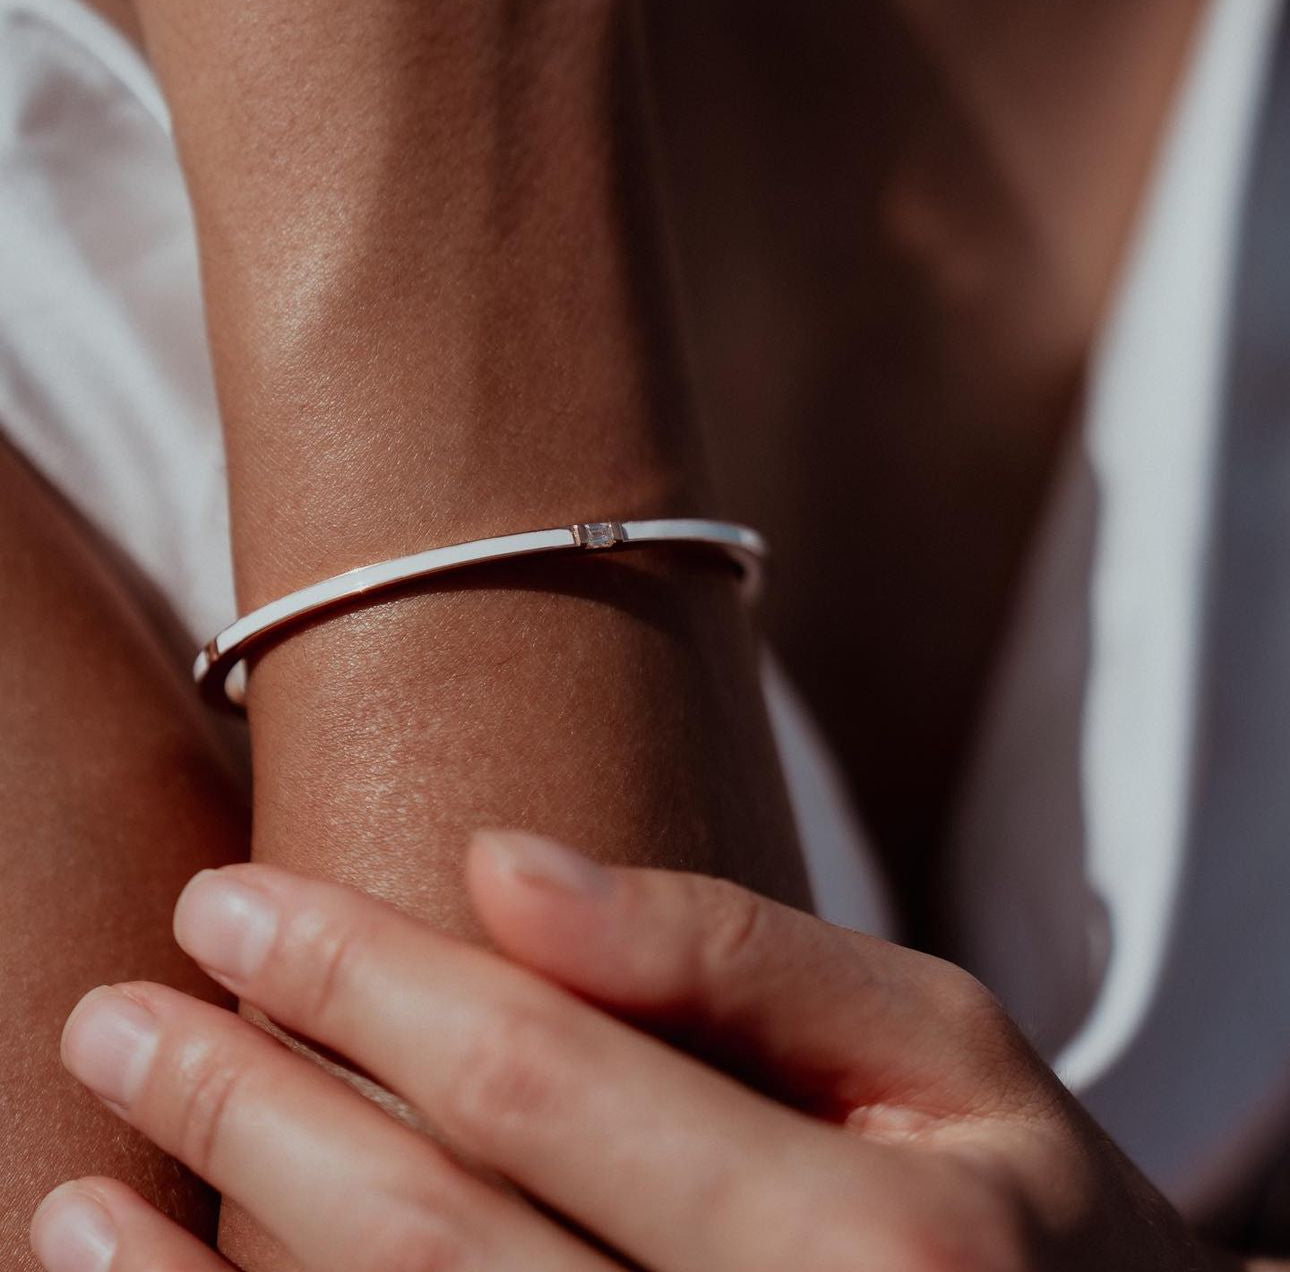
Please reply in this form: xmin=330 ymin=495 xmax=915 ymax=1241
xmin=950 ymin=0 xmax=1286 ymax=1212
xmin=0 ymin=0 xmax=1282 ymax=1215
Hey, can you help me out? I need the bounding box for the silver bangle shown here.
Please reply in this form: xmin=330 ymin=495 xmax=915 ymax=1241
xmin=193 ymin=517 xmax=767 ymax=712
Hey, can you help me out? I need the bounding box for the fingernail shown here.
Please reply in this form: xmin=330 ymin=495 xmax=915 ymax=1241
xmin=475 ymin=830 xmax=612 ymax=898
xmin=174 ymin=870 xmax=279 ymax=981
xmin=61 ymin=988 xmax=158 ymax=1107
xmin=31 ymin=1184 xmax=117 ymax=1272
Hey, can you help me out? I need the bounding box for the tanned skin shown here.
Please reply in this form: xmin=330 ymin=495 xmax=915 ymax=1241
xmin=9 ymin=0 xmax=1232 ymax=1267
xmin=0 ymin=445 xmax=246 ymax=1266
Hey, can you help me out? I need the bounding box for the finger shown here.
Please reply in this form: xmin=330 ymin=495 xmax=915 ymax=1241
xmin=31 ymin=1177 xmax=229 ymax=1272
xmin=60 ymin=984 xmax=621 ymax=1272
xmin=467 ymin=831 xmax=1049 ymax=1127
xmin=172 ymin=862 xmax=906 ymax=1272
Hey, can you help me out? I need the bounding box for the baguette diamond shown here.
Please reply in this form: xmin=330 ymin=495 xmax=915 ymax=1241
xmin=574 ymin=520 xmax=624 ymax=549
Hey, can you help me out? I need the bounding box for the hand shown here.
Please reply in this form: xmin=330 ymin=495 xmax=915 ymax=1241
xmin=33 ymin=831 xmax=1216 ymax=1272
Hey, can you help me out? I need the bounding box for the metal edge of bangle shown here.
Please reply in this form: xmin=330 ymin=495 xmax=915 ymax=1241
xmin=193 ymin=518 xmax=768 ymax=714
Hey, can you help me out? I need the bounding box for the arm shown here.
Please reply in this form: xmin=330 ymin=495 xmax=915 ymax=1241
xmin=133 ymin=0 xmax=807 ymax=917
xmin=127 ymin=3 xmax=808 ymax=1262
xmin=0 ymin=444 xmax=247 ymax=1267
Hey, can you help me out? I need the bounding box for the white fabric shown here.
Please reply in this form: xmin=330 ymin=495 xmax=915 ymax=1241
xmin=1066 ymin=0 xmax=1281 ymax=1095
xmin=1 ymin=0 xmax=1285 ymax=1215
xmin=0 ymin=0 xmax=232 ymax=641
xmin=948 ymin=0 xmax=1285 ymax=1212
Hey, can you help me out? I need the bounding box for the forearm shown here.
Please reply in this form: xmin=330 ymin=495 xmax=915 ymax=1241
xmin=148 ymin=1 xmax=701 ymax=595
xmin=132 ymin=0 xmax=805 ymax=928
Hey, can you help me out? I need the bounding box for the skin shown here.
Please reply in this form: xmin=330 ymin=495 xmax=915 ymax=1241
xmin=98 ymin=0 xmax=1208 ymax=937
xmin=12 ymin=0 xmax=1280 ymax=1263
xmin=0 ymin=444 xmax=248 ymax=1263
xmin=29 ymin=832 xmax=1268 ymax=1271
xmin=123 ymin=0 xmax=809 ymax=925
xmin=92 ymin=1 xmax=809 ymax=1263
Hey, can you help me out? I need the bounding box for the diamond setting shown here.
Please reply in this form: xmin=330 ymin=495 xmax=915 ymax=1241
xmin=574 ymin=520 xmax=624 ymax=550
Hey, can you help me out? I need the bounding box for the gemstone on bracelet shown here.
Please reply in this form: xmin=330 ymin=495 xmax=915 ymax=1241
xmin=575 ymin=521 xmax=624 ymax=549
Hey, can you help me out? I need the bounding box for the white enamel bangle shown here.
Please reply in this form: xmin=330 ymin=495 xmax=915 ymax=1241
xmin=194 ymin=517 xmax=767 ymax=712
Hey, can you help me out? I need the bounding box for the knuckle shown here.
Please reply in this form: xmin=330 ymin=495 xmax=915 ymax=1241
xmin=893 ymin=1160 xmax=1030 ymax=1272
xmin=930 ymin=960 xmax=1011 ymax=1040
xmin=681 ymin=1151 xmax=747 ymax=1235
xmin=755 ymin=1188 xmax=926 ymax=1272
xmin=354 ymin=1203 xmax=471 ymax=1272
xmin=165 ymin=1035 xmax=248 ymax=1179
xmin=956 ymin=982 xmax=1035 ymax=1073
xmin=797 ymin=1209 xmax=887 ymax=1272
xmin=753 ymin=1194 xmax=862 ymax=1272
xmin=923 ymin=962 xmax=1042 ymax=1110
xmin=899 ymin=1206 xmax=1028 ymax=1272
xmin=284 ymin=906 xmax=374 ymax=1026
xmin=439 ymin=1003 xmax=572 ymax=1153
xmin=696 ymin=878 xmax=767 ymax=980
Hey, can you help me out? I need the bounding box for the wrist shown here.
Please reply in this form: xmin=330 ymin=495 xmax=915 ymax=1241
xmin=243 ymin=559 xmax=807 ymax=934
xmin=227 ymin=442 xmax=703 ymax=610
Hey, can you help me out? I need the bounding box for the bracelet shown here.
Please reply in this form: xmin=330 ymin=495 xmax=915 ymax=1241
xmin=193 ymin=518 xmax=767 ymax=712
